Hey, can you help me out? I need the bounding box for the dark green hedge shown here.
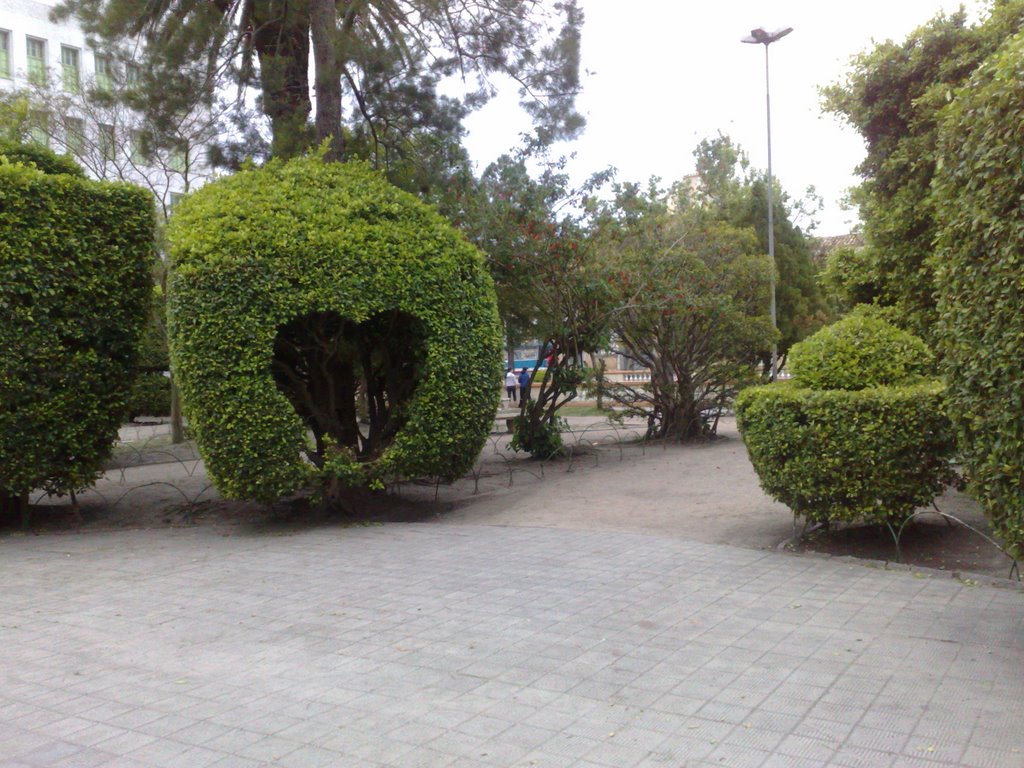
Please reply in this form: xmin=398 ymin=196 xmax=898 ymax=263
xmin=167 ymin=157 xmax=502 ymax=502
xmin=0 ymin=139 xmax=85 ymax=178
xmin=126 ymin=373 xmax=172 ymax=420
xmin=0 ymin=160 xmax=153 ymax=503
xmin=737 ymin=380 xmax=955 ymax=525
xmin=125 ymin=285 xmax=171 ymax=420
xmin=934 ymin=32 xmax=1024 ymax=556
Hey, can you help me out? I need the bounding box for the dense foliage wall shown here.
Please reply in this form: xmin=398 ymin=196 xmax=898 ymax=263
xmin=0 ymin=155 xmax=153 ymax=511
xmin=823 ymin=2 xmax=1024 ymax=339
xmin=934 ymin=31 xmax=1024 ymax=556
xmin=168 ymin=157 xmax=502 ymax=502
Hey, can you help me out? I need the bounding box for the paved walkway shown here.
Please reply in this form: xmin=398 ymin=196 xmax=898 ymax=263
xmin=1 ymin=524 xmax=1022 ymax=767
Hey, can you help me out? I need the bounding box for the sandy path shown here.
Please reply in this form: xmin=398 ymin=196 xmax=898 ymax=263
xmin=23 ymin=414 xmax=1012 ymax=578
xmin=442 ymin=417 xmax=797 ymax=550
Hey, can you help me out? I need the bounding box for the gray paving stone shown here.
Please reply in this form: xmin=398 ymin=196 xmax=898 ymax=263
xmin=147 ymin=744 xmax=227 ymax=768
xmin=723 ymin=723 xmax=786 ymax=752
xmin=703 ymin=742 xmax=773 ymax=768
xmin=831 ymin=745 xmax=898 ymax=768
xmin=0 ymin=524 xmax=1021 ymax=767
xmin=776 ymin=733 xmax=839 ymax=761
xmin=960 ymin=744 xmax=1024 ymax=768
xmin=13 ymin=742 xmax=81 ymax=765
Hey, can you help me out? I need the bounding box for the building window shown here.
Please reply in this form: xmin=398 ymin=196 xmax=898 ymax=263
xmin=63 ymin=116 xmax=85 ymax=155
xmin=0 ymin=31 xmax=11 ymax=79
xmin=169 ymin=192 xmax=183 ymax=209
xmin=169 ymin=144 xmax=187 ymax=173
xmin=61 ymin=46 xmax=80 ymax=92
xmin=125 ymin=63 xmax=140 ymax=87
xmin=94 ymin=53 xmax=113 ymax=91
xmin=26 ymin=37 xmax=47 ymax=86
xmin=129 ymin=129 xmax=151 ymax=164
xmin=99 ymin=123 xmax=116 ymax=162
xmin=28 ymin=110 xmax=49 ymax=146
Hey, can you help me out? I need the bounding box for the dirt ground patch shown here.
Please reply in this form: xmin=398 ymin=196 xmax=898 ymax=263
xmin=2 ymin=415 xmax=1018 ymax=581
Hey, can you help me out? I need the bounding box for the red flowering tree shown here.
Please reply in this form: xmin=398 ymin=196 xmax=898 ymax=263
xmin=441 ymin=149 xmax=615 ymax=456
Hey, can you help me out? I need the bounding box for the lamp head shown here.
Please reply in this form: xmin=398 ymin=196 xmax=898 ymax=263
xmin=741 ymin=26 xmax=793 ymax=45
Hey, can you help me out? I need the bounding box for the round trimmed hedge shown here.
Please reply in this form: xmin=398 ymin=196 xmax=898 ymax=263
xmin=737 ymin=380 xmax=954 ymax=525
xmin=167 ymin=158 xmax=503 ymax=502
xmin=787 ymin=310 xmax=933 ymax=391
xmin=737 ymin=315 xmax=954 ymax=526
xmin=934 ymin=31 xmax=1024 ymax=556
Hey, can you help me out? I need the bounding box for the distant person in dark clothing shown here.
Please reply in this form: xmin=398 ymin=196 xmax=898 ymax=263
xmin=518 ymin=368 xmax=531 ymax=401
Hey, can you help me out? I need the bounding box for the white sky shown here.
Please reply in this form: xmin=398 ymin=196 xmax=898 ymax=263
xmin=460 ymin=0 xmax=989 ymax=236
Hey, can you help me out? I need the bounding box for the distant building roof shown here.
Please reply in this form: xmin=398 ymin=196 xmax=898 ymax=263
xmin=810 ymin=233 xmax=864 ymax=267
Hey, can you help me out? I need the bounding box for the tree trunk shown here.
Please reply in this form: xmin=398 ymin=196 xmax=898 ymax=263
xmin=170 ymin=377 xmax=184 ymax=444
xmin=660 ymin=395 xmax=703 ymax=442
xmin=1 ymin=490 xmax=29 ymax=530
xmin=252 ymin=0 xmax=314 ymax=159
xmin=310 ymin=0 xmax=343 ymax=161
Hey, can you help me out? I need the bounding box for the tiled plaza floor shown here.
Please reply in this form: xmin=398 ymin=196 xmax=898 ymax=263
xmin=1 ymin=524 xmax=1021 ymax=767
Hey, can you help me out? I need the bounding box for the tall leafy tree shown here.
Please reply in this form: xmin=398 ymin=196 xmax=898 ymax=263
xmin=822 ymin=1 xmax=1024 ymax=338
xmin=593 ymin=179 xmax=775 ymax=441
xmin=693 ymin=135 xmax=826 ymax=369
xmin=55 ymin=0 xmax=586 ymax=164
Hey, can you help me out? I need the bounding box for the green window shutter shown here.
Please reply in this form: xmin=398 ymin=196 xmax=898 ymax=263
xmin=64 ymin=116 xmax=85 ymax=155
xmin=26 ymin=37 xmax=46 ymax=86
xmin=170 ymin=145 xmax=187 ymax=173
xmin=0 ymin=31 xmax=11 ymax=78
xmin=99 ymin=123 xmax=115 ymax=162
xmin=94 ymin=54 xmax=112 ymax=91
xmin=28 ymin=110 xmax=48 ymax=147
xmin=61 ymin=46 xmax=80 ymax=93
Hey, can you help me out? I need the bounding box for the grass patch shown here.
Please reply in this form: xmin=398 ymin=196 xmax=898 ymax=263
xmin=557 ymin=405 xmax=622 ymax=418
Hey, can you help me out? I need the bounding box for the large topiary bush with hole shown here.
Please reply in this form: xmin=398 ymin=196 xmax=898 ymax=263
xmin=736 ymin=311 xmax=955 ymax=525
xmin=934 ymin=31 xmax=1024 ymax=557
xmin=167 ymin=157 xmax=503 ymax=502
xmin=0 ymin=149 xmax=153 ymax=518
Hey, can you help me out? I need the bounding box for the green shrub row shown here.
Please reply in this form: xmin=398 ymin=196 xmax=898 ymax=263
xmin=0 ymin=152 xmax=153 ymax=505
xmin=0 ymin=140 xmax=85 ymax=178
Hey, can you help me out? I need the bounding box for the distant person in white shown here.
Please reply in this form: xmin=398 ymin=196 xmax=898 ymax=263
xmin=505 ymin=369 xmax=518 ymax=403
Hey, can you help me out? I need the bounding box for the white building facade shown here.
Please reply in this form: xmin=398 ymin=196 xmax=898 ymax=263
xmin=0 ymin=0 xmax=212 ymax=212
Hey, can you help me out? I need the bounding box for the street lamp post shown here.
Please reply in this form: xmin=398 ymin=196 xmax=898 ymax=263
xmin=742 ymin=26 xmax=792 ymax=381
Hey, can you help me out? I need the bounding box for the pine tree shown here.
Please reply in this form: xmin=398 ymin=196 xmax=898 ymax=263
xmin=54 ymin=0 xmax=586 ymax=164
